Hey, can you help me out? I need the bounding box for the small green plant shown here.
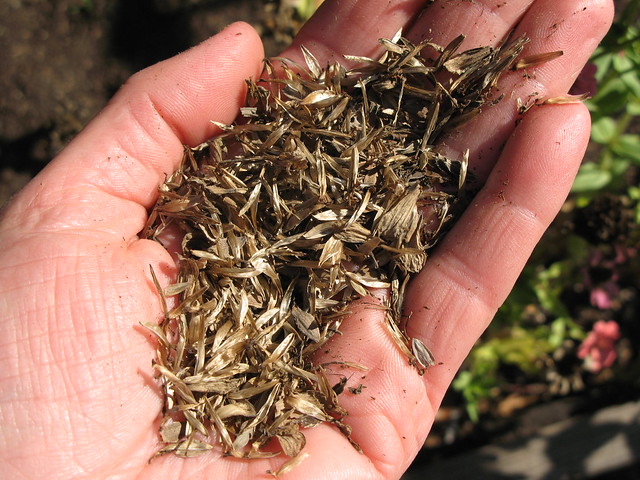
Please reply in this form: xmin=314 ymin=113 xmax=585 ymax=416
xmin=293 ymin=0 xmax=322 ymax=21
xmin=452 ymin=256 xmax=587 ymax=421
xmin=452 ymin=1 xmax=640 ymax=422
xmin=573 ymin=1 xmax=640 ymax=198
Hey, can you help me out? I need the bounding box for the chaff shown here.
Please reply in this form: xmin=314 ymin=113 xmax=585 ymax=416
xmin=144 ymin=32 xmax=529 ymax=459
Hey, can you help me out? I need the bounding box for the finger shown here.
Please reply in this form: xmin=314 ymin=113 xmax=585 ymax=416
xmin=411 ymin=0 xmax=613 ymax=181
xmin=298 ymin=103 xmax=592 ymax=479
xmin=312 ymin=293 xmax=433 ymax=478
xmin=407 ymin=0 xmax=534 ymax=48
xmin=2 ymin=22 xmax=264 ymax=239
xmin=405 ymin=103 xmax=592 ymax=409
xmin=280 ymin=0 xmax=427 ymax=64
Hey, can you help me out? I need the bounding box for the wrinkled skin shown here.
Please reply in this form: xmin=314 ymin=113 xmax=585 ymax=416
xmin=0 ymin=1 xmax=613 ymax=479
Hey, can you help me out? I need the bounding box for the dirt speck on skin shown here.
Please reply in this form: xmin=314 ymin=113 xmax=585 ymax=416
xmin=0 ymin=0 xmax=291 ymax=206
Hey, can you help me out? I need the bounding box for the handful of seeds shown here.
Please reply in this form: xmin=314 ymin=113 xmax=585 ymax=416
xmin=144 ymin=32 xmax=528 ymax=459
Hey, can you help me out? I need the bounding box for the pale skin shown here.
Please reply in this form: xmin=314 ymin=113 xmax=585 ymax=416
xmin=0 ymin=0 xmax=614 ymax=479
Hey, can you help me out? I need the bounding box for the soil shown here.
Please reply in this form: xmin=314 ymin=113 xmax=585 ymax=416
xmin=0 ymin=0 xmax=296 ymax=206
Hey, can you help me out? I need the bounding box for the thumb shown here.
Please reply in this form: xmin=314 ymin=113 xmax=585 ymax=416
xmin=1 ymin=22 xmax=265 ymax=244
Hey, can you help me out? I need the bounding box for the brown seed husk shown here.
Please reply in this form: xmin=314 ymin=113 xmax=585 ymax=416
xmin=144 ymin=32 xmax=529 ymax=459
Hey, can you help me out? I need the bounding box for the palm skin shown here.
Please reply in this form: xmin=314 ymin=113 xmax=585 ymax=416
xmin=0 ymin=1 xmax=613 ymax=479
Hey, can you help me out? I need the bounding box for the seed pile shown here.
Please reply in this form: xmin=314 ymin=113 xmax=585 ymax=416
xmin=144 ymin=32 xmax=528 ymax=459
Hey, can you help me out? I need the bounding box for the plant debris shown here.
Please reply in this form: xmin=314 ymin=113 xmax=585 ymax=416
xmin=143 ymin=31 xmax=529 ymax=459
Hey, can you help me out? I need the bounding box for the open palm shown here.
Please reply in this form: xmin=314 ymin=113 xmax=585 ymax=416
xmin=0 ymin=1 xmax=613 ymax=479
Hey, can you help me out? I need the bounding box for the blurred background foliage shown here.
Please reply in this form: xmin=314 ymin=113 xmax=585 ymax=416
xmin=451 ymin=0 xmax=639 ymax=423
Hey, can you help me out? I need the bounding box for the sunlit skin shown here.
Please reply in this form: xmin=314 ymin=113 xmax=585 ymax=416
xmin=0 ymin=1 xmax=613 ymax=479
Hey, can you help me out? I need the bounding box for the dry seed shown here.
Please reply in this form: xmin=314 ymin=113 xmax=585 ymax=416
xmin=515 ymin=50 xmax=563 ymax=70
xmin=144 ymin=31 xmax=544 ymax=460
xmin=267 ymin=451 xmax=310 ymax=477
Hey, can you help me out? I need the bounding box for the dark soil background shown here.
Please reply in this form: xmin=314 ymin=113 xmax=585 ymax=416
xmin=0 ymin=0 xmax=299 ymax=205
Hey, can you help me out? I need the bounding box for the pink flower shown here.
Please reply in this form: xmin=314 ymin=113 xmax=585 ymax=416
xmin=578 ymin=321 xmax=621 ymax=373
xmin=589 ymin=283 xmax=619 ymax=309
xmin=581 ymin=245 xmax=635 ymax=310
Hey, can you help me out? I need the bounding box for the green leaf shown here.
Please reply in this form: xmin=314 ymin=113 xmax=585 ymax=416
xmin=452 ymin=370 xmax=473 ymax=391
xmin=612 ymin=52 xmax=635 ymax=73
xmin=566 ymin=234 xmax=590 ymax=262
xmin=612 ymin=157 xmax=632 ymax=177
xmin=495 ymin=334 xmax=548 ymax=374
xmin=591 ymin=79 xmax=630 ymax=116
xmin=591 ymin=117 xmax=617 ymax=143
xmin=612 ymin=134 xmax=640 ymax=163
xmin=549 ymin=318 xmax=568 ymax=348
xmin=629 ymin=186 xmax=640 ymax=224
xmin=295 ymin=0 xmax=320 ymax=20
xmin=621 ymin=70 xmax=640 ymax=98
xmin=627 ymin=101 xmax=640 ymax=115
xmin=591 ymin=52 xmax=612 ymax=82
xmin=534 ymin=262 xmax=570 ymax=316
xmin=452 ymin=370 xmax=493 ymax=422
xmin=612 ymin=133 xmax=640 ymax=163
xmin=571 ymin=164 xmax=612 ymax=192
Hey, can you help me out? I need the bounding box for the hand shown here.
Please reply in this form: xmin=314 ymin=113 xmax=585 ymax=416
xmin=0 ymin=1 xmax=613 ymax=479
